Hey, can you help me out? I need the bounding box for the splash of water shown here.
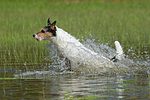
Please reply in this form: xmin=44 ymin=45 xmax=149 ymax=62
xmin=45 ymin=37 xmax=150 ymax=76
xmin=14 ymin=37 xmax=150 ymax=78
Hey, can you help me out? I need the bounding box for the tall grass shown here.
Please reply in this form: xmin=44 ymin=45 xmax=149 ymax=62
xmin=0 ymin=0 xmax=150 ymax=66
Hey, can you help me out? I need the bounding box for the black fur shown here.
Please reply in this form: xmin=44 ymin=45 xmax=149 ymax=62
xmin=44 ymin=26 xmax=56 ymax=36
xmin=111 ymin=56 xmax=118 ymax=62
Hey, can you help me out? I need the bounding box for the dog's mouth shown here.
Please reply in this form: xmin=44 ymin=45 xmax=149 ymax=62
xmin=35 ymin=38 xmax=40 ymax=41
xmin=34 ymin=38 xmax=43 ymax=42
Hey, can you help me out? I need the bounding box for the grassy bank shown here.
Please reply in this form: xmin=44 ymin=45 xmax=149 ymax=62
xmin=0 ymin=0 xmax=150 ymax=65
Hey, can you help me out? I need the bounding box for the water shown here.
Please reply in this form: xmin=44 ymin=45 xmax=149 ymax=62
xmin=0 ymin=38 xmax=150 ymax=99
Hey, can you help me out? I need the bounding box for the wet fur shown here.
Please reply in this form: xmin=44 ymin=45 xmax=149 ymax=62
xmin=33 ymin=18 xmax=124 ymax=72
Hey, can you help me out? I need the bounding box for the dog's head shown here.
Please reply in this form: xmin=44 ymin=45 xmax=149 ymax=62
xmin=33 ymin=18 xmax=57 ymax=41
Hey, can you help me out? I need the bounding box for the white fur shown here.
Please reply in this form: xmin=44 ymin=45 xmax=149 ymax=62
xmin=46 ymin=26 xmax=124 ymax=71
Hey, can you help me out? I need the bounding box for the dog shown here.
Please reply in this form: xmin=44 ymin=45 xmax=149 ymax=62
xmin=33 ymin=18 xmax=124 ymax=72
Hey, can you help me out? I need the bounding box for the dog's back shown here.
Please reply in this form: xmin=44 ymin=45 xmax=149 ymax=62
xmin=47 ymin=27 xmax=117 ymax=71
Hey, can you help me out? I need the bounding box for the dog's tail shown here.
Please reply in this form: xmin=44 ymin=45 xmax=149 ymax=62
xmin=111 ymin=41 xmax=124 ymax=62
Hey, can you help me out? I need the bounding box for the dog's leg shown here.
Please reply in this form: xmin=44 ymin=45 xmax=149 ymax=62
xmin=65 ymin=58 xmax=72 ymax=71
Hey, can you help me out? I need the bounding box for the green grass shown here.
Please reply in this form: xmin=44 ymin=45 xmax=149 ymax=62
xmin=0 ymin=0 xmax=150 ymax=66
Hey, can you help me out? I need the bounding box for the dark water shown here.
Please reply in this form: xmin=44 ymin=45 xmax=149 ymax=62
xmin=0 ymin=38 xmax=150 ymax=100
xmin=0 ymin=71 xmax=149 ymax=100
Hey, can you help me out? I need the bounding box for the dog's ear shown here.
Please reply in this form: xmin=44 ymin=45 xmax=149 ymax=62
xmin=47 ymin=18 xmax=51 ymax=26
xmin=50 ymin=21 xmax=57 ymax=30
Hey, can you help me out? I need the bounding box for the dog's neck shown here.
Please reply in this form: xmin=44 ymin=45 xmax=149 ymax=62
xmin=49 ymin=26 xmax=82 ymax=47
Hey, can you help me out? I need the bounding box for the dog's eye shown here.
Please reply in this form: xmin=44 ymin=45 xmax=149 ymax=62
xmin=41 ymin=30 xmax=45 ymax=33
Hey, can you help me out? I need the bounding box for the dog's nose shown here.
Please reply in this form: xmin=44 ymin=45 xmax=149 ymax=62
xmin=33 ymin=34 xmax=35 ymax=37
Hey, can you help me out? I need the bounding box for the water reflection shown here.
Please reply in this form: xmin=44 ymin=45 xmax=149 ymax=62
xmin=0 ymin=70 xmax=149 ymax=99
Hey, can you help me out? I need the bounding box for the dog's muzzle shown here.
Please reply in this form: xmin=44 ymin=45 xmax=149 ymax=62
xmin=33 ymin=34 xmax=43 ymax=41
xmin=33 ymin=34 xmax=39 ymax=41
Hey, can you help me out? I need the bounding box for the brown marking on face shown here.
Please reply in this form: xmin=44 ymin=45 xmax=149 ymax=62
xmin=36 ymin=31 xmax=53 ymax=38
xmin=33 ymin=18 xmax=57 ymax=41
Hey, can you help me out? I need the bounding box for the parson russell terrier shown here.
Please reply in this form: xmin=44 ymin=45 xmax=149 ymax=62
xmin=33 ymin=18 xmax=124 ymax=72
